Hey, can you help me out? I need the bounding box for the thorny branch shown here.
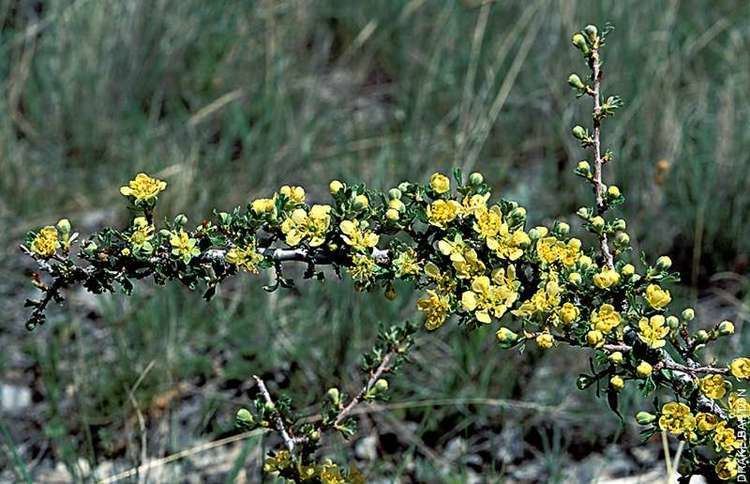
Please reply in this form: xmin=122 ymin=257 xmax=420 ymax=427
xmin=252 ymin=375 xmax=297 ymax=454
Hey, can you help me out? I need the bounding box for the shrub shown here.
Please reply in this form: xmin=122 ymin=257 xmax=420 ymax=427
xmin=20 ymin=25 xmax=746 ymax=482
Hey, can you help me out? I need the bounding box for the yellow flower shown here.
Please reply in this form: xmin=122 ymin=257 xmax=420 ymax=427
xmin=713 ymin=421 xmax=742 ymax=452
xmin=645 ymin=284 xmax=671 ymax=309
xmin=536 ymin=332 xmax=555 ymax=349
xmin=461 ymin=193 xmax=490 ymax=216
xmin=119 ymin=173 xmax=167 ymax=203
xmin=170 ymin=229 xmax=200 ymax=263
xmin=512 ymin=279 xmax=561 ymax=318
xmin=392 ymin=249 xmax=420 ymax=278
xmin=251 ymin=198 xmax=275 ymax=215
xmin=339 ymin=220 xmax=379 ymax=251
xmin=437 ymin=234 xmax=467 ymax=263
xmin=417 ymin=290 xmax=452 ymax=331
xmin=496 ymin=327 xmax=519 ymax=346
xmin=695 ymin=412 xmax=718 ymax=432
xmin=263 ymin=450 xmax=292 ymax=473
xmin=536 ymin=237 xmax=560 ymax=265
xmin=559 ymin=302 xmax=580 ymax=325
xmin=610 ymin=375 xmax=624 ymax=391
xmin=698 ymin=374 xmax=727 ymax=400
xmin=586 ymin=330 xmax=604 ymax=347
xmin=348 ymin=254 xmax=377 ymax=283
xmin=730 ymin=357 xmax=750 ymax=379
xmin=590 ymin=304 xmax=621 ymax=334
xmin=225 ymin=242 xmax=264 ymax=274
xmin=638 ymin=315 xmax=670 ymax=349
xmin=715 ymin=457 xmax=738 ymax=481
xmin=559 ymin=238 xmax=581 ymax=267
xmin=593 ymin=268 xmax=620 ymax=289
xmin=30 ymin=226 xmax=60 ymax=258
xmin=658 ymin=402 xmax=696 ymax=437
xmin=429 ymin=172 xmax=451 ymax=194
xmin=318 ymin=461 xmax=345 ymax=484
xmin=129 ymin=217 xmax=154 ymax=253
xmin=280 ymin=205 xmax=332 ymax=247
xmin=472 ymin=206 xmax=503 ymax=241
xmin=489 ymin=224 xmax=528 ymax=261
xmin=461 ymin=274 xmax=518 ymax=324
xmin=278 ymin=185 xmax=305 ymax=205
xmin=426 ymin=199 xmax=462 ymax=229
xmin=729 ymin=392 xmax=750 ymax=419
xmin=452 ymin=248 xmax=486 ymax=280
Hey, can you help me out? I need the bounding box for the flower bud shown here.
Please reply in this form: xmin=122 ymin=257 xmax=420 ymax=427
xmin=719 ymin=320 xmax=735 ymax=335
xmin=577 ymin=206 xmax=592 ymax=219
xmin=353 ymin=194 xmax=369 ymax=209
xmin=682 ymin=308 xmax=695 ymax=321
xmin=56 ymin=218 xmax=71 ymax=234
xmin=174 ymin=214 xmax=188 ymax=226
xmin=388 ymin=199 xmax=405 ymax=211
xmin=528 ymin=226 xmax=548 ymax=240
xmin=578 ymin=255 xmax=593 ymax=269
xmin=327 ymin=387 xmax=341 ymax=406
xmin=636 ymin=411 xmax=657 ymax=425
xmin=584 ymin=25 xmax=598 ymax=41
xmin=656 ymin=256 xmax=672 ymax=270
xmin=568 ymin=272 xmax=582 ymax=285
xmin=576 ymin=160 xmax=591 ymax=176
xmin=571 ymin=33 xmax=590 ymax=54
xmin=695 ymin=330 xmax=710 ymax=343
xmin=469 ymin=172 xmax=484 ymax=185
xmin=611 ymin=219 xmax=627 ymax=231
xmin=329 ymin=180 xmax=344 ymax=194
xmin=386 ymin=209 xmax=400 ymax=221
xmin=621 ymin=264 xmax=635 ymax=277
xmin=557 ymin=222 xmax=570 ymax=235
xmin=576 ymin=375 xmax=595 ymax=390
xmin=614 ymin=233 xmax=630 ymax=248
xmin=587 ymin=330 xmax=604 ymax=347
xmin=591 ymin=216 xmax=605 ymax=230
xmin=509 ymin=207 xmax=526 ymax=222
xmin=388 ymin=188 xmax=402 ymax=200
xmin=398 ymin=182 xmax=411 ymax=192
xmin=235 ymin=408 xmax=254 ymax=428
xmin=568 ymin=73 xmax=585 ymax=90
xmin=666 ymin=316 xmax=680 ymax=329
xmin=572 ymin=125 xmax=587 ymax=140
xmin=610 ymin=375 xmax=625 ymax=391
xmin=536 ymin=333 xmax=555 ymax=349
xmin=607 ymin=185 xmax=621 ymax=198
xmin=609 ymin=351 xmax=624 ymax=364
xmin=496 ymin=327 xmax=519 ymax=348
xmin=373 ymin=378 xmax=389 ymax=393
xmin=636 ymin=361 xmax=653 ymax=378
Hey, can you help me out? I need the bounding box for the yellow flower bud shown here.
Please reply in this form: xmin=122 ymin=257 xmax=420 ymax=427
xmin=386 ymin=209 xmax=400 ymax=221
xmin=572 ymin=125 xmax=587 ymax=140
xmin=607 ymin=185 xmax=621 ymax=198
xmin=388 ymin=188 xmax=402 ymax=200
xmin=719 ymin=320 xmax=735 ymax=335
xmin=587 ymin=330 xmax=604 ymax=347
xmin=56 ymin=218 xmax=71 ymax=234
xmin=591 ymin=216 xmax=605 ymax=230
xmin=329 ymin=180 xmax=344 ymax=194
xmin=578 ymin=255 xmax=593 ymax=268
xmin=610 ymin=375 xmax=624 ymax=391
xmin=682 ymin=308 xmax=695 ymax=321
xmin=469 ymin=172 xmax=484 ymax=185
xmin=568 ymin=272 xmax=582 ymax=285
xmin=353 ymin=194 xmax=369 ymax=209
xmin=621 ymin=264 xmax=635 ymax=277
xmin=571 ymin=33 xmax=590 ymax=54
xmin=536 ymin=333 xmax=555 ymax=349
xmin=568 ymin=73 xmax=585 ymax=90
xmin=576 ymin=160 xmax=591 ymax=175
xmin=615 ymin=232 xmax=630 ymax=246
xmin=666 ymin=316 xmax=680 ymax=329
xmin=636 ymin=411 xmax=656 ymax=425
xmin=636 ymin=361 xmax=653 ymax=378
xmin=373 ymin=378 xmax=389 ymax=393
xmin=609 ymin=351 xmax=624 ymax=364
xmin=557 ymin=222 xmax=570 ymax=235
xmin=656 ymin=256 xmax=672 ymax=270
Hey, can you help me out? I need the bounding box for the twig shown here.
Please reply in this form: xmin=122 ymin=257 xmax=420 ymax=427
xmin=333 ymin=352 xmax=394 ymax=427
xmin=588 ymin=44 xmax=615 ymax=269
xmin=252 ymin=375 xmax=296 ymax=454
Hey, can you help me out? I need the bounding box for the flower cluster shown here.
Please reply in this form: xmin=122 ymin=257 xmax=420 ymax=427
xmin=19 ymin=24 xmax=746 ymax=482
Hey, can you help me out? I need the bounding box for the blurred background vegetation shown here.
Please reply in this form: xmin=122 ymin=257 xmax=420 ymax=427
xmin=1 ymin=0 xmax=749 ymax=482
